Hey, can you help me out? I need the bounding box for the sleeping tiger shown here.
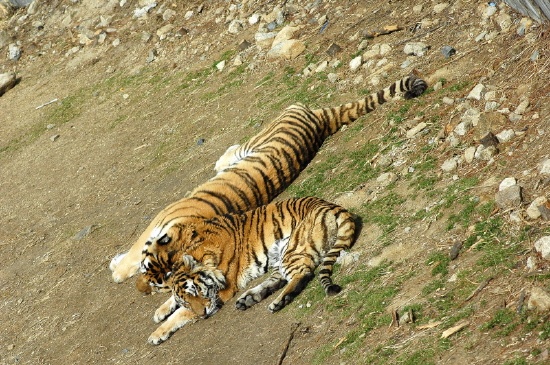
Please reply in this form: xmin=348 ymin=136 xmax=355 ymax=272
xmin=110 ymin=75 xmax=427 ymax=287
xmin=145 ymin=197 xmax=356 ymax=345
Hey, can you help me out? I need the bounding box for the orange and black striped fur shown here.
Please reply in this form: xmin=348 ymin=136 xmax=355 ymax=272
xmin=146 ymin=197 xmax=356 ymax=345
xmin=109 ymin=75 xmax=427 ymax=287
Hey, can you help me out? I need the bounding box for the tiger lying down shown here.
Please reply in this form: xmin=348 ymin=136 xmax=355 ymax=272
xmin=145 ymin=196 xmax=356 ymax=345
xmin=110 ymin=75 xmax=427 ymax=290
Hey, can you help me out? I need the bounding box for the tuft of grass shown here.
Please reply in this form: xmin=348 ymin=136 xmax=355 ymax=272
xmin=426 ymin=251 xmax=450 ymax=276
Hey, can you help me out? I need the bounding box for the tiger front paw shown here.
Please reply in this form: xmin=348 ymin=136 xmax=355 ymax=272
xmin=154 ymin=296 xmax=179 ymax=323
xmin=110 ymin=253 xmax=139 ymax=283
xmin=147 ymin=330 xmax=170 ymax=346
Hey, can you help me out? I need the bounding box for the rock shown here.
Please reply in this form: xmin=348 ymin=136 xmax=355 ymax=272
xmin=134 ymin=3 xmax=157 ymax=18
xmin=142 ymin=31 xmax=152 ymax=43
xmin=249 ymin=14 xmax=260 ymax=25
xmin=442 ymin=97 xmax=454 ymax=105
xmin=474 ymin=112 xmax=506 ymax=140
xmin=477 ymin=145 xmax=497 ymax=161
xmin=404 ymin=42 xmax=429 ymax=56
xmin=349 ymin=56 xmax=362 ymax=71
xmin=467 ymin=84 xmax=486 ymax=100
xmin=540 ymin=159 xmax=550 ymax=175
xmin=514 ymin=99 xmax=530 ymax=115
xmin=482 ymin=4 xmax=498 ymax=19
xmin=441 ymin=45 xmax=456 ymax=58
xmin=270 ymin=40 xmax=305 ymax=59
xmin=464 ymin=146 xmax=476 ymax=163
xmin=454 ymin=121 xmax=472 ymax=136
xmin=499 ymin=177 xmax=517 ymax=191
xmin=480 ymin=132 xmax=499 ymax=148
xmin=496 ymin=129 xmax=515 ymax=143
xmin=461 ymin=108 xmax=481 ymax=127
xmin=527 ymin=287 xmax=550 ymax=311
xmin=272 ymin=26 xmax=301 ymax=48
xmin=216 ymin=60 xmax=225 ymax=71
xmin=315 ymin=61 xmax=328 ymax=73
xmin=156 ymin=24 xmax=174 ymax=40
xmin=146 ymin=49 xmax=157 ymax=63
xmin=254 ymin=32 xmax=277 ymax=49
xmin=495 ymin=185 xmax=522 ymax=209
xmin=539 ymin=201 xmax=550 ymax=221
xmin=50 ymin=135 xmax=60 ymax=142
xmin=326 ymin=43 xmax=342 ymax=57
xmin=8 ymin=43 xmax=21 ymax=61
xmin=0 ymin=71 xmax=16 ymax=96
xmin=327 ymin=73 xmax=339 ymax=83
xmin=485 ymin=101 xmax=499 ymax=111
xmin=74 ymin=225 xmax=95 ymax=240
xmin=376 ymin=172 xmax=398 ymax=186
xmin=434 ymin=3 xmax=449 ymax=13
xmin=406 ymin=122 xmax=427 ymax=138
xmin=508 ymin=113 xmax=522 ymax=122
xmin=496 ymin=12 xmax=512 ymax=32
xmin=441 ymin=158 xmax=458 ymax=172
xmin=162 ymin=9 xmax=176 ymax=22
xmin=526 ymin=197 xmax=548 ymax=219
xmin=228 ymin=19 xmax=243 ymax=34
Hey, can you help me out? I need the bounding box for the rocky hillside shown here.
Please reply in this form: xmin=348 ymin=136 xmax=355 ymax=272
xmin=1 ymin=1 xmax=550 ymax=364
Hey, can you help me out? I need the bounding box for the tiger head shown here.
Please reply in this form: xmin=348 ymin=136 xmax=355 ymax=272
xmin=137 ymin=222 xmax=204 ymax=294
xmin=168 ymin=255 xmax=226 ymax=318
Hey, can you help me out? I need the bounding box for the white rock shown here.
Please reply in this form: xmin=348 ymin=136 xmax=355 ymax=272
xmin=485 ymin=101 xmax=499 ymax=111
xmin=454 ymin=121 xmax=472 ymax=136
xmin=464 ymin=146 xmax=476 ymax=163
xmin=228 ymin=19 xmax=243 ymax=34
xmin=327 ymin=73 xmax=339 ymax=83
xmin=461 ymin=108 xmax=481 ymax=127
xmin=406 ymin=122 xmax=427 ymax=138
xmin=528 ymin=287 xmax=550 ymax=311
xmin=467 ymin=84 xmax=486 ymax=100
xmin=0 ymin=71 xmax=16 ymax=96
xmin=254 ymin=32 xmax=277 ymax=49
xmin=496 ymin=129 xmax=515 ymax=143
xmin=134 ymin=3 xmax=157 ymax=18
xmin=499 ymin=177 xmax=517 ymax=191
xmin=315 ymin=61 xmax=328 ymax=73
xmin=475 ymin=145 xmax=497 ymax=161
xmin=534 ymin=236 xmax=550 ymax=259
xmin=349 ymin=56 xmax=362 ymax=71
xmin=527 ymin=197 xmax=548 ymax=219
xmin=249 ymin=14 xmax=260 ymax=25
xmin=112 ymin=38 xmax=121 ymax=47
xmin=514 ymin=99 xmax=530 ymax=115
xmin=441 ymin=158 xmax=458 ymax=172
xmin=279 ymin=40 xmax=305 ymax=59
xmin=156 ymin=24 xmax=174 ymax=39
xmin=433 ymin=3 xmax=449 ymax=13
xmin=526 ymin=256 xmax=537 ymax=270
xmin=403 ymin=42 xmax=429 ymax=56
xmin=442 ymin=97 xmax=454 ymax=105
xmin=379 ymin=43 xmax=392 ymax=55
xmin=216 ymin=60 xmax=225 ymax=71
xmin=540 ymin=159 xmax=550 ymax=175
xmin=272 ymin=26 xmax=301 ymax=48
xmin=483 ymin=5 xmax=498 ymax=19
xmin=184 ymin=10 xmax=193 ymax=20
xmin=8 ymin=44 xmax=21 ymax=61
xmin=376 ymin=172 xmax=398 ymax=186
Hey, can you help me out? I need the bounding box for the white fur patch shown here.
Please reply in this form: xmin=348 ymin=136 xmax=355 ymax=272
xmin=109 ymin=253 xmax=127 ymax=272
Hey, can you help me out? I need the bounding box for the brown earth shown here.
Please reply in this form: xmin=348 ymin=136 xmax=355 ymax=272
xmin=1 ymin=1 xmax=550 ymax=364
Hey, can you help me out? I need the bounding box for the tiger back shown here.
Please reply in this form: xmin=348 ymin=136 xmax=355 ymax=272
xmin=110 ymin=75 xmax=427 ymax=288
xmin=146 ymin=197 xmax=356 ymax=345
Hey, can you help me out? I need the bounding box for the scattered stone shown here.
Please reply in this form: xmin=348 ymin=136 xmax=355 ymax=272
xmin=112 ymin=38 xmax=121 ymax=47
xmin=326 ymin=42 xmax=342 ymax=57
xmin=539 ymin=201 xmax=550 ymax=221
xmin=496 ymin=129 xmax=515 ymax=143
xmin=50 ymin=134 xmax=60 ymax=142
xmin=278 ymin=40 xmax=305 ymax=59
xmin=238 ymin=40 xmax=251 ymax=51
xmin=541 ymin=159 xmax=550 ymax=175
xmin=157 ymin=24 xmax=174 ymax=40
xmin=197 ymin=138 xmax=205 ymax=146
xmin=146 ymin=49 xmax=157 ymax=63
xmin=442 ymin=97 xmax=454 ymax=105
xmin=376 ymin=172 xmax=398 ymax=186
xmin=441 ymin=158 xmax=458 ymax=172
xmin=496 ymin=12 xmax=512 ymax=32
xmin=499 ymin=177 xmax=517 ymax=191
xmin=142 ymin=31 xmax=152 ymax=43
xmin=74 ymin=225 xmax=95 ymax=240
xmin=514 ymin=99 xmax=530 ymax=115
xmin=327 ymin=73 xmax=339 ymax=83
xmin=228 ymin=19 xmax=244 ymax=34
xmin=464 ymin=146 xmax=476 ymax=163
xmin=406 ymin=122 xmax=427 ymax=138
xmin=495 ymin=185 xmax=522 ymax=209
xmin=526 ymin=197 xmax=548 ymax=220
xmin=134 ymin=3 xmax=157 ymax=18
xmin=527 ymin=287 xmax=550 ymax=311
xmin=249 ymin=14 xmax=260 ymax=25
xmin=349 ymin=56 xmax=362 ymax=71
xmin=461 ymin=108 xmax=481 ymax=127
xmin=433 ymin=3 xmax=449 ymax=13
xmin=8 ymin=43 xmax=21 ymax=61
xmin=480 ymin=132 xmax=499 ymax=148
xmin=467 ymin=84 xmax=486 ymax=100
xmin=484 ymin=101 xmax=499 ymax=111
xmin=403 ymin=42 xmax=429 ymax=56
xmin=0 ymin=71 xmax=16 ymax=96
xmin=441 ymin=45 xmax=456 ymax=58
xmin=216 ymin=60 xmax=226 ymax=71
xmin=508 ymin=112 xmax=522 ymax=122
xmin=254 ymin=32 xmax=277 ymax=49
xmin=377 ymin=155 xmax=393 ymax=169
xmin=449 ymin=240 xmax=463 ymax=260
xmin=454 ymin=121 xmax=472 ymax=136
xmin=163 ymin=9 xmax=176 ymax=22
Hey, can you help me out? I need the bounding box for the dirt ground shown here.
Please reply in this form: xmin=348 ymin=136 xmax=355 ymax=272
xmin=1 ymin=0 xmax=550 ymax=364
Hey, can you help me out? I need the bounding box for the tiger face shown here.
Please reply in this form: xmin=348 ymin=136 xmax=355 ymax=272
xmin=170 ymin=255 xmax=226 ymax=318
xmin=138 ymin=223 xmax=204 ymax=293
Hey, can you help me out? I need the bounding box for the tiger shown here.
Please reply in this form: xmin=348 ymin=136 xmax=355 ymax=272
xmin=145 ymin=196 xmax=356 ymax=345
xmin=109 ymin=74 xmax=427 ymax=287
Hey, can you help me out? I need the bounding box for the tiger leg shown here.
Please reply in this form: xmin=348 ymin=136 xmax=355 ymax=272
xmin=148 ymin=306 xmax=198 ymax=345
xmin=153 ymin=295 xmax=179 ymax=323
xmin=214 ymin=144 xmax=240 ymax=172
xmin=110 ymin=226 xmax=154 ymax=283
xmin=268 ymin=268 xmax=314 ymax=313
xmin=235 ymin=269 xmax=287 ymax=311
